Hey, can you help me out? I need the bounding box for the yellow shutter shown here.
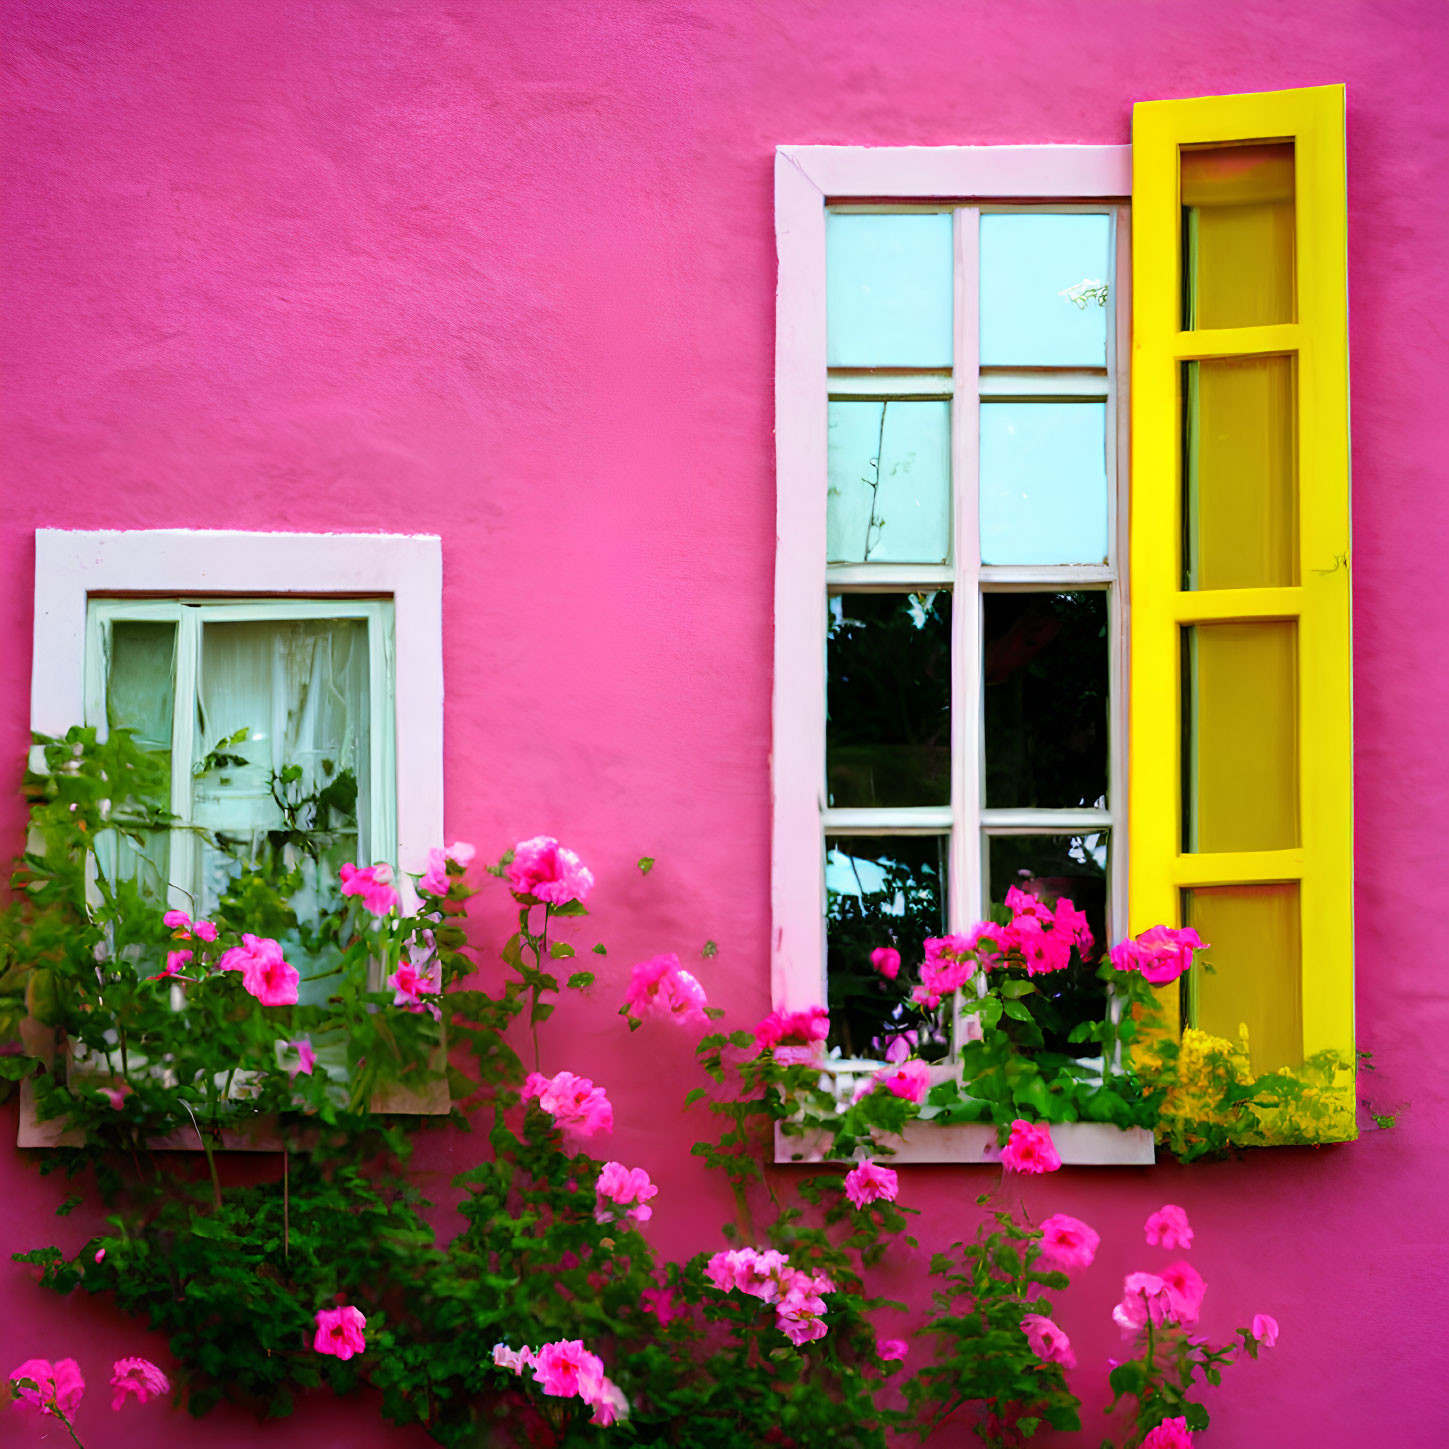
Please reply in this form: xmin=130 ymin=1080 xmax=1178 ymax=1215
xmin=1130 ymin=86 xmax=1355 ymax=1141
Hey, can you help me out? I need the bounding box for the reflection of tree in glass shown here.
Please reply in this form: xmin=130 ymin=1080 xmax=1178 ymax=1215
xmin=826 ymin=835 xmax=947 ymax=1061
xmin=828 ymin=592 xmax=952 ymax=808
xmin=984 ymin=591 xmax=1108 ymax=809
xmin=989 ymin=834 xmax=1108 ymax=1055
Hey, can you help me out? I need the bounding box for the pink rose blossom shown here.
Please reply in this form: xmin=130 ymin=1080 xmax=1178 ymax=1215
xmin=1112 ymin=1272 xmax=1177 ymax=1333
xmin=1158 ymin=1260 xmax=1206 ymax=1324
xmin=492 ymin=1343 xmax=534 ymax=1374
xmin=531 ymin=1339 xmax=605 ymax=1401
xmin=313 ymin=1305 xmax=367 ymax=1359
xmin=1020 ymin=1312 xmax=1076 ymax=1368
xmin=1109 ymin=925 xmax=1207 ymax=986
xmin=594 ymin=1161 xmax=658 ymax=1226
xmin=506 ymin=836 xmax=594 ymax=905
xmin=624 ymin=953 xmax=709 ymax=1027
xmin=877 ymin=1338 xmax=909 ymax=1364
xmin=162 ymin=909 xmax=191 ymax=930
xmin=1001 ymin=1119 xmax=1061 ymax=1174
xmin=871 ymin=1058 xmax=932 ymax=1104
xmin=339 ymin=861 xmax=400 ymax=916
xmin=843 ymin=1159 xmax=899 ymax=1209
xmin=1038 ymin=1213 xmax=1099 ymax=1271
xmin=8 ymin=1357 xmax=84 ymax=1419
xmin=1141 ymin=1417 xmax=1194 ymax=1449
xmin=754 ymin=1005 xmax=829 ymax=1063
xmin=192 ymin=919 xmax=218 ymax=943
xmin=870 ymin=946 xmax=901 ymax=980
xmin=109 ymin=1357 xmax=168 ymax=1411
xmin=1252 ymin=1313 xmax=1279 ymax=1347
xmin=1145 ymin=1204 xmax=1193 ymax=1251
xmin=522 ymin=1070 xmax=613 ymax=1144
xmin=218 ymin=934 xmax=300 ymax=1007
xmin=287 ymin=1038 xmax=316 ymax=1079
xmin=640 ymin=1286 xmax=684 ymax=1325
xmin=418 ymin=841 xmax=475 ymax=897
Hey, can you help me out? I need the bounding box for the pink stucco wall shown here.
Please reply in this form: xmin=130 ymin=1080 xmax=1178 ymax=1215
xmin=3 ymin=2 xmax=1448 ymax=1444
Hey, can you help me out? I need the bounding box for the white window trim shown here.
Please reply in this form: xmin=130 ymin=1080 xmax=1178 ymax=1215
xmin=773 ymin=146 xmax=1149 ymax=1166
xmin=31 ymin=529 xmax=443 ymax=907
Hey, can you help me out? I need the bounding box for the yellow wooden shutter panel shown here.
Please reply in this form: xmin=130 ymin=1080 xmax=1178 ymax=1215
xmin=1130 ymin=86 xmax=1355 ymax=1141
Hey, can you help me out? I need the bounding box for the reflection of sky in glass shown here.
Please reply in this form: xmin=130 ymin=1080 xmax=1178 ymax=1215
xmin=980 ymin=214 xmax=1110 ymax=366
xmin=827 ymin=846 xmax=901 ymax=910
xmin=827 ymin=213 xmax=954 ymax=367
xmin=827 ymin=400 xmax=951 ymax=563
xmin=980 ymin=402 xmax=1108 ymax=565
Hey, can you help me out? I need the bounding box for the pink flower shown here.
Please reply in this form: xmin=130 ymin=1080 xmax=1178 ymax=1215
xmin=624 ymin=953 xmax=709 ymax=1027
xmin=94 ymin=1249 xmax=106 ymax=1264
xmin=754 ymin=1005 xmax=829 ymax=1063
xmin=1109 ymin=925 xmax=1207 ymax=986
xmin=8 ymin=1358 xmax=84 ymax=1419
xmin=193 ymin=920 xmax=218 ymax=943
xmin=531 ymin=1339 xmax=605 ymax=1401
xmin=1141 ymin=1417 xmax=1194 ymax=1449
xmin=1020 ymin=1312 xmax=1076 ymax=1368
xmin=1144 ymin=1204 xmax=1193 ymax=1251
xmin=871 ymin=1058 xmax=931 ymax=1104
xmin=735 ymin=1249 xmax=793 ymax=1302
xmin=1158 ymin=1260 xmax=1206 ymax=1324
xmin=594 ymin=1161 xmax=658 ymax=1226
xmin=287 ymin=1039 xmax=316 ymax=1079
xmin=914 ymin=936 xmax=981 ymax=1006
xmin=162 ymin=909 xmax=191 ymax=930
xmin=100 ymin=1084 xmax=132 ymax=1110
xmin=1038 ymin=1213 xmax=1099 ymax=1271
xmin=880 ymin=1029 xmax=918 ymax=1063
xmin=586 ymin=1377 xmax=630 ymax=1426
xmin=843 ymin=1159 xmax=899 ymax=1209
xmin=149 ymin=948 xmax=192 ymax=982
xmin=1251 ymin=1313 xmax=1279 ymax=1347
xmin=109 ymin=1357 xmax=168 ymax=1411
xmin=1112 ymin=1272 xmax=1176 ymax=1333
xmin=313 ymin=1305 xmax=367 ymax=1360
xmin=777 ymin=1302 xmax=829 ymax=1345
xmin=640 ymin=1286 xmax=684 ymax=1325
xmin=704 ymin=1250 xmax=741 ymax=1293
xmin=1009 ymin=913 xmax=1074 ymax=975
xmin=1001 ymin=1119 xmax=1061 ymax=1173
xmin=389 ymin=937 xmax=442 ymax=1016
xmin=870 ymin=947 xmax=901 ymax=980
xmin=877 ymin=1338 xmax=909 ymax=1365
xmin=418 ymin=841 xmax=475 ymax=897
xmin=218 ymin=934 xmax=300 ymax=1006
xmin=506 ymin=836 xmax=594 ymax=906
xmin=339 ymin=861 xmax=400 ymax=916
xmin=522 ymin=1070 xmax=613 ymax=1144
xmin=492 ymin=1343 xmax=534 ymax=1374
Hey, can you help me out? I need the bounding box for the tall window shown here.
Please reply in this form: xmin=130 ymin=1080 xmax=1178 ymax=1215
xmin=819 ymin=204 xmax=1127 ymax=1062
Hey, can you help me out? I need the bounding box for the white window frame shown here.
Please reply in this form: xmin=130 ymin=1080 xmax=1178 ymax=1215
xmin=31 ymin=530 xmax=442 ymax=906
xmin=773 ymin=147 xmax=1149 ymax=1165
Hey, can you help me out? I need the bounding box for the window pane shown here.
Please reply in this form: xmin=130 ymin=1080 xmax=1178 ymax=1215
xmin=979 ymin=213 xmax=1111 ymax=366
xmin=984 ymin=591 xmax=1108 ymax=809
xmin=826 ymin=834 xmax=948 ymax=1060
xmin=826 ymin=213 xmax=954 ymax=367
xmin=1183 ymin=621 xmax=1298 ymax=853
xmin=1184 ymin=883 xmax=1302 ymax=1073
xmin=1184 ymin=355 xmax=1297 ymax=590
xmin=1182 ymin=142 xmax=1295 ymax=330
xmin=827 ymin=592 xmax=951 ymax=808
xmin=105 ymin=620 xmax=176 ymax=901
xmin=827 ymin=400 xmax=951 ymax=564
xmin=194 ymin=617 xmax=371 ymax=1005
xmin=985 ymin=833 xmax=1107 ymax=1053
xmin=980 ymin=401 xmax=1108 ymax=565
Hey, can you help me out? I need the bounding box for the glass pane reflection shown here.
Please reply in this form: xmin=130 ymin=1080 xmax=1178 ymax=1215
xmin=984 ymin=591 xmax=1109 ymax=809
xmin=980 ymin=213 xmax=1111 ymax=366
xmin=986 ymin=833 xmax=1108 ymax=1053
xmin=826 ymin=212 xmax=954 ymax=367
xmin=980 ymin=402 xmax=1109 ymax=566
xmin=827 ymin=400 xmax=951 ymax=564
xmin=827 ymin=592 xmax=951 ymax=808
xmin=826 ymin=834 xmax=948 ymax=1060
xmin=1182 ymin=142 xmax=1295 ymax=330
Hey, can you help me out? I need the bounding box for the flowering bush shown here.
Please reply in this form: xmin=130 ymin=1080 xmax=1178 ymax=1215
xmin=0 ymin=729 xmax=1296 ymax=1445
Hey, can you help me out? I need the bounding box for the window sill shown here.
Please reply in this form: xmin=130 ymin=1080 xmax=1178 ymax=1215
xmin=774 ymin=1118 xmax=1155 ymax=1167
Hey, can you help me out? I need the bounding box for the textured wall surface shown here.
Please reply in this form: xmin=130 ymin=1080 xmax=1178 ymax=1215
xmin=3 ymin=2 xmax=1448 ymax=1444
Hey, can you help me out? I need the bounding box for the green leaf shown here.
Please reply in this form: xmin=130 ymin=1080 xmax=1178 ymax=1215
xmin=548 ymin=941 xmax=576 ymax=960
xmin=549 ymin=900 xmax=588 ymax=917
xmin=1002 ymin=999 xmax=1034 ymax=1022
xmin=701 ymin=940 xmax=718 ymax=958
xmin=684 ymin=1088 xmax=707 ymax=1107
xmin=566 ymin=972 xmax=595 ymax=991
xmin=1108 ymin=1360 xmax=1146 ymax=1397
xmin=591 ymin=943 xmax=607 ymax=955
xmin=637 ymin=856 xmax=655 ymax=874
xmin=999 ymin=979 xmax=1036 ymax=998
xmin=0 ymin=1057 xmax=36 ymax=1081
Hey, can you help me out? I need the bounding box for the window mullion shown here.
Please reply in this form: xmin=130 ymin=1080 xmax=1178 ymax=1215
xmin=167 ymin=606 xmax=201 ymax=917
